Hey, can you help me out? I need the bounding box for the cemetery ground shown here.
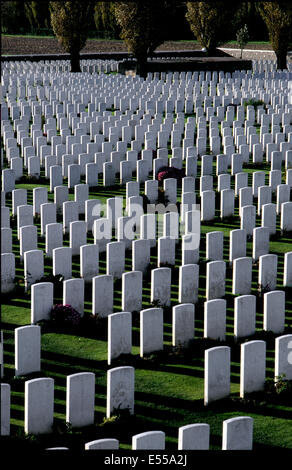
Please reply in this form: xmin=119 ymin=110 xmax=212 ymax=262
xmin=1 ymin=125 xmax=292 ymax=451
xmin=1 ymin=36 xmax=274 ymax=57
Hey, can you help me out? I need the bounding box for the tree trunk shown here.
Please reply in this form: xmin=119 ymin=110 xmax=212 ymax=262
xmin=275 ymin=48 xmax=287 ymax=70
xmin=70 ymin=50 xmax=81 ymax=73
xmin=136 ymin=55 xmax=148 ymax=78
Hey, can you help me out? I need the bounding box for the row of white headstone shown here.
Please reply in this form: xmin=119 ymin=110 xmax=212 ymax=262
xmin=1 ymin=329 xmax=291 ymax=438
xmin=3 ymin=319 xmax=291 ymax=379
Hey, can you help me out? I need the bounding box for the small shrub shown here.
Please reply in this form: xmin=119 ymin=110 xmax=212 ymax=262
xmin=236 ymin=24 xmax=249 ymax=59
xmin=50 ymin=304 xmax=81 ymax=330
xmin=244 ymin=99 xmax=265 ymax=109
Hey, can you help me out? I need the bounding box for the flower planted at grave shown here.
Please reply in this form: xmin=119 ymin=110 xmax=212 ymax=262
xmin=157 ymin=166 xmax=185 ymax=183
xmin=50 ymin=304 xmax=81 ymax=331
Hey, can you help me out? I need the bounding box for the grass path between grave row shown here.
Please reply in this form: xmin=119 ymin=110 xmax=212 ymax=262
xmin=1 ymin=113 xmax=292 ymax=450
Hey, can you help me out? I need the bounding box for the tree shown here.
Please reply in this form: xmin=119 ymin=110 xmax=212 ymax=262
xmin=1 ymin=1 xmax=30 ymax=34
xmin=185 ymin=1 xmax=241 ymax=55
xmin=114 ymin=0 xmax=169 ymax=77
xmin=49 ymin=0 xmax=95 ymax=72
xmin=236 ymin=24 xmax=249 ymax=58
xmin=258 ymin=2 xmax=292 ymax=69
xmin=94 ymin=1 xmax=120 ymax=38
xmin=24 ymin=1 xmax=51 ymax=31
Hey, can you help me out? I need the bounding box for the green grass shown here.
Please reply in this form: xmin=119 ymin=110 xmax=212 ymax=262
xmin=1 ymin=108 xmax=292 ymax=451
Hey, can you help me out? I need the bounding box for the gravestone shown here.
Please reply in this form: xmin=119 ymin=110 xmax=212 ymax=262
xmin=85 ymin=439 xmax=119 ymax=450
xmin=69 ymin=221 xmax=87 ymax=256
xmin=232 ymin=257 xmax=252 ymax=295
xmin=151 ymin=268 xmax=171 ymax=307
xmin=140 ymin=308 xmax=163 ymax=357
xmin=132 ymin=431 xmax=165 ymax=450
xmin=17 ymin=205 xmax=33 ymax=239
xmin=108 ymin=312 xmax=132 ymax=365
xmin=94 ymin=218 xmax=112 ymax=253
xmin=132 ymin=239 xmax=150 ymax=273
xmin=24 ymin=250 xmax=44 ymax=290
xmin=206 ymin=261 xmax=226 ymax=300
xmin=40 ymin=203 xmax=56 ymax=236
xmin=275 ymin=334 xmax=292 ymax=381
xmin=106 ymin=366 xmax=134 ymax=418
xmin=178 ymin=423 xmax=210 ymax=450
xmin=63 ymin=278 xmax=84 ymax=316
xmin=31 ymin=282 xmax=53 ymax=324
xmin=241 ymin=205 xmax=256 ymax=237
xmin=45 ymin=223 xmax=63 ymax=257
xmin=178 ymin=264 xmax=199 ymax=304
xmin=80 ymin=244 xmax=99 ymax=282
xmin=106 ymin=241 xmax=125 ymax=279
xmin=234 ymin=295 xmax=256 ymax=340
xmin=25 ymin=378 xmax=54 ymax=434
xmin=0 ymin=384 xmax=10 ymax=436
xmin=240 ymin=341 xmax=266 ymax=397
xmin=63 ymin=201 xmax=79 ymax=234
xmin=158 ymin=237 xmax=176 ymax=266
xmin=33 ymin=187 xmax=47 ymax=216
xmin=222 ymin=417 xmax=253 ymax=450
xmin=284 ymin=251 xmax=292 ymax=286
xmin=172 ymin=303 xmax=195 ymax=348
xmin=204 ymin=299 xmax=226 ymax=341
xmin=92 ymin=275 xmax=113 ymax=317
xmin=1 ymin=253 xmax=15 ymax=293
xmin=53 ymin=247 xmax=72 ymax=280
xmin=206 ymin=231 xmax=223 ymax=261
xmin=252 ymin=227 xmax=269 ymax=261
xmin=122 ymin=271 xmax=142 ymax=313
xmin=15 ymin=325 xmax=41 ymax=376
xmin=66 ymin=373 xmax=95 ymax=428
xmin=263 ymin=290 xmax=285 ymax=334
xmin=229 ymin=229 xmax=246 ymax=263
xmin=1 ymin=228 xmax=12 ymax=254
xmin=220 ymin=189 xmax=234 ymax=218
xmin=259 ymin=254 xmax=277 ymax=292
xmin=204 ymin=346 xmax=230 ymax=405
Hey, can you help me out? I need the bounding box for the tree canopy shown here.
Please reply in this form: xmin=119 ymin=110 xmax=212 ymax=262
xmin=49 ymin=0 xmax=95 ymax=72
xmin=257 ymin=1 xmax=292 ymax=69
xmin=185 ymin=1 xmax=242 ymax=54
xmin=114 ymin=0 xmax=170 ymax=76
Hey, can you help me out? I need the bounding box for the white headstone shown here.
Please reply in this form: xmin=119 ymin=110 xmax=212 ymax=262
xmin=0 ymin=384 xmax=10 ymax=436
xmin=106 ymin=366 xmax=134 ymax=418
xmin=25 ymin=378 xmax=54 ymax=434
xmin=204 ymin=346 xmax=230 ymax=405
xmin=140 ymin=308 xmax=163 ymax=357
xmin=263 ymin=290 xmax=285 ymax=334
xmin=15 ymin=325 xmax=41 ymax=376
xmin=31 ymin=282 xmax=53 ymax=324
xmin=222 ymin=417 xmax=253 ymax=450
xmin=66 ymin=372 xmax=95 ymax=428
xmin=92 ymin=275 xmax=113 ymax=317
xmin=178 ymin=423 xmax=210 ymax=450
xmin=234 ymin=295 xmax=256 ymax=340
xmin=63 ymin=278 xmax=84 ymax=316
xmin=206 ymin=261 xmax=226 ymax=300
xmin=240 ymin=341 xmax=266 ymax=397
xmin=132 ymin=431 xmax=165 ymax=450
xmin=151 ymin=267 xmax=171 ymax=307
xmin=275 ymin=334 xmax=292 ymax=381
xmin=108 ymin=312 xmax=132 ymax=365
xmin=204 ymin=299 xmax=226 ymax=341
